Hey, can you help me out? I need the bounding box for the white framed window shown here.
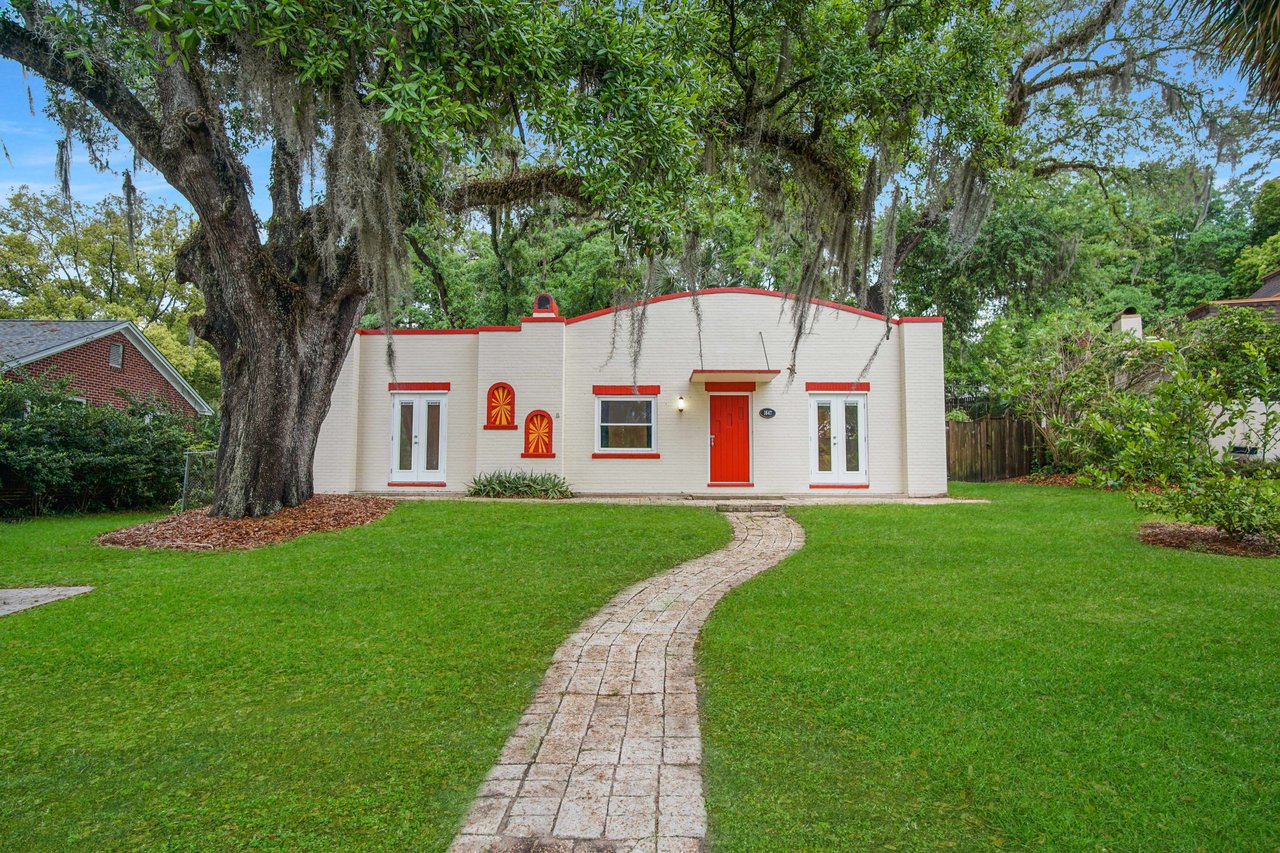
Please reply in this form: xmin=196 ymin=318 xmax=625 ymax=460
xmin=809 ymin=393 xmax=868 ymax=484
xmin=388 ymin=392 xmax=448 ymax=483
xmin=595 ymin=397 xmax=657 ymax=453
xmin=108 ymin=342 xmax=124 ymax=369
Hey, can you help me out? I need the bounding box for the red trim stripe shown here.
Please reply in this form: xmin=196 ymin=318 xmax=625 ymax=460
xmin=483 ymin=423 xmax=518 ymax=431
xmin=389 ymin=382 xmax=450 ymax=391
xmin=805 ymin=381 xmax=870 ymax=392
xmin=520 ymin=452 xmax=557 ymax=459
xmin=388 ymin=482 xmax=447 ymax=487
xmin=704 ymin=382 xmax=756 ymax=392
xmin=809 ymin=483 xmax=871 ymax=489
xmin=707 ymin=482 xmax=753 ymax=487
xmin=592 ymin=385 xmax=661 ymax=395
xmin=591 ymin=452 xmax=661 ymax=459
xmin=520 ymin=316 xmax=567 ymax=324
xmin=359 ymin=292 xmax=942 ymax=333
xmin=358 ymin=328 xmax=477 ymax=335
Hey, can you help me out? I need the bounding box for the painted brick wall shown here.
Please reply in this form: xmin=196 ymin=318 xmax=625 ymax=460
xmin=5 ymin=331 xmax=198 ymax=417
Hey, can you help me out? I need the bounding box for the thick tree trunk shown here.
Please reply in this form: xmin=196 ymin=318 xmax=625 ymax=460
xmin=179 ymin=227 xmax=370 ymax=518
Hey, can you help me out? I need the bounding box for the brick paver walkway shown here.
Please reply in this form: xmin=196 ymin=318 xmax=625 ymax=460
xmin=451 ymin=511 xmax=804 ymax=853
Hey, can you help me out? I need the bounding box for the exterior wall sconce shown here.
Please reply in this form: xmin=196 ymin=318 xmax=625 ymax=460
xmin=676 ymin=396 xmax=686 ymax=413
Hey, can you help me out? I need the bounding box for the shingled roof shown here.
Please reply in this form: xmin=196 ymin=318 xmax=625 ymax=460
xmin=0 ymin=319 xmax=130 ymax=366
xmin=0 ymin=318 xmax=213 ymax=415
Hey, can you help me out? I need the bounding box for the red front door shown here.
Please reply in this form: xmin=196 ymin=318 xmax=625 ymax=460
xmin=709 ymin=395 xmax=751 ymax=484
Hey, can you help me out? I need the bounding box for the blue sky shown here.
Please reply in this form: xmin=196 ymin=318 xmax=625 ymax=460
xmin=0 ymin=63 xmax=273 ymax=217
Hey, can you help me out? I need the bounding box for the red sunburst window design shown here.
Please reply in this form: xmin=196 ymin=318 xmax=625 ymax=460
xmin=485 ymin=383 xmax=516 ymax=429
xmin=522 ymin=410 xmax=555 ymax=458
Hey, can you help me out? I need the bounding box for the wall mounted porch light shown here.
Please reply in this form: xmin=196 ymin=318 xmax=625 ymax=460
xmin=676 ymin=396 xmax=686 ymax=413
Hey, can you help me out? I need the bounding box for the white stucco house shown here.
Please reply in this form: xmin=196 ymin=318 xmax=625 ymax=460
xmin=313 ymin=288 xmax=947 ymax=497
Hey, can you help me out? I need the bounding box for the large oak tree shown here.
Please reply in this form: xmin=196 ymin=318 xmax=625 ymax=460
xmin=0 ymin=0 xmax=708 ymax=516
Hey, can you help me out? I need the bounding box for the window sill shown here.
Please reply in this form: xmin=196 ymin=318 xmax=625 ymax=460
xmin=521 ymin=452 xmax=556 ymax=459
xmin=809 ymin=483 xmax=869 ymax=489
xmin=388 ymin=481 xmax=447 ymax=487
xmin=483 ymin=424 xmax=518 ymax=430
xmin=591 ymin=452 xmax=660 ymax=459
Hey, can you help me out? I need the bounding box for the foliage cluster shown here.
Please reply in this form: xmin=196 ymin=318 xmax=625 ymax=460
xmin=0 ymin=373 xmax=196 ymax=516
xmin=467 ymin=469 xmax=573 ymax=500
xmin=981 ymin=306 xmax=1280 ymax=541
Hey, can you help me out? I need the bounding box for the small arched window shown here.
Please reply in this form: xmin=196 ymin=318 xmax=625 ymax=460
xmin=522 ymin=410 xmax=555 ymax=458
xmin=485 ymin=383 xmax=517 ymax=430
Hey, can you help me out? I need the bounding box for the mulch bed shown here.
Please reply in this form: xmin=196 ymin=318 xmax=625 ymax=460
xmin=98 ymin=494 xmax=395 ymax=551
xmin=1003 ymin=473 xmax=1087 ymax=488
xmin=1138 ymin=521 xmax=1280 ymax=558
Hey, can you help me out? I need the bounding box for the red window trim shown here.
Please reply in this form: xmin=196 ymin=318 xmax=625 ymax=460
xmin=389 ymin=382 xmax=451 ymax=391
xmin=809 ymin=483 xmax=870 ymax=489
xmin=591 ymin=452 xmax=661 ymax=459
xmin=483 ymin=424 xmax=519 ymax=431
xmin=704 ymin=382 xmax=756 ymax=392
xmin=805 ymin=382 xmax=870 ymax=392
xmin=521 ymin=452 xmax=557 ymax=459
xmin=592 ymin=385 xmax=661 ymax=396
xmin=387 ymin=481 xmax=448 ymax=487
xmin=707 ymin=482 xmax=753 ymax=487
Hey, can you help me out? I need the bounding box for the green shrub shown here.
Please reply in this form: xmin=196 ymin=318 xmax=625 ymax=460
xmin=1067 ymin=346 xmax=1280 ymax=543
xmin=467 ymin=469 xmax=572 ymax=499
xmin=944 ymin=408 xmax=972 ymax=422
xmin=0 ymin=374 xmax=197 ymax=516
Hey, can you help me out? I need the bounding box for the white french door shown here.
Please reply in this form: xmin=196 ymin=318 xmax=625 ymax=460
xmin=389 ymin=393 xmax=447 ymax=483
xmin=809 ymin=394 xmax=868 ymax=485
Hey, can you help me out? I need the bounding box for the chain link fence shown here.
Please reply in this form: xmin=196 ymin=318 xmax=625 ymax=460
xmin=180 ymin=450 xmax=217 ymax=512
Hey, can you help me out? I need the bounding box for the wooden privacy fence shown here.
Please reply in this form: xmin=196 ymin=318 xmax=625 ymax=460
xmin=947 ymin=415 xmax=1038 ymax=482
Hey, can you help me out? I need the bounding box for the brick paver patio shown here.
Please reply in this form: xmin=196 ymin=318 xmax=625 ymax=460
xmin=451 ymin=511 xmax=804 ymax=852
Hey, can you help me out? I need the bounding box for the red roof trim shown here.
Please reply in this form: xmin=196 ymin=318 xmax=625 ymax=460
xmin=805 ymin=381 xmax=870 ymax=392
xmin=705 ymin=382 xmax=756 ymax=392
xmin=357 ymin=328 xmax=477 ymax=335
xmin=591 ymin=452 xmax=661 ymax=459
xmin=389 ymin=382 xmax=451 ymax=391
xmin=358 ymin=291 xmax=943 ymax=333
xmin=593 ymin=385 xmax=661 ymax=395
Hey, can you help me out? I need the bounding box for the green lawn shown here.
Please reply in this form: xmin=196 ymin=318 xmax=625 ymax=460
xmin=700 ymin=483 xmax=1280 ymax=852
xmin=0 ymin=502 xmax=730 ymax=851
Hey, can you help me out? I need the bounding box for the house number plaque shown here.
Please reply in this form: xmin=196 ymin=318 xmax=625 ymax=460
xmin=759 ymin=408 xmax=777 ymax=419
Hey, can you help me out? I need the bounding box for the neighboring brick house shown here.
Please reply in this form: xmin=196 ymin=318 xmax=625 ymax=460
xmin=0 ymin=319 xmax=213 ymax=417
xmin=1186 ymin=268 xmax=1280 ymax=322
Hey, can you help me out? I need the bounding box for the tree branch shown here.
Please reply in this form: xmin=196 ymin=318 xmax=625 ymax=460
xmin=444 ymin=168 xmax=588 ymax=214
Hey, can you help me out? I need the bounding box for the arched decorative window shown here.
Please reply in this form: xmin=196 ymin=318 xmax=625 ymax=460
xmin=485 ymin=383 xmax=516 ymax=430
xmin=522 ymin=410 xmax=555 ymax=458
